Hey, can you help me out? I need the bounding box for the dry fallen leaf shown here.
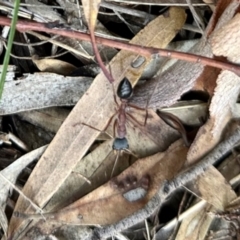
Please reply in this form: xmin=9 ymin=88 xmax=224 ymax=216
xmin=0 ymin=72 xmax=92 ymax=115
xmin=33 ymin=57 xmax=77 ymax=75
xmin=81 ymin=0 xmax=101 ymax=30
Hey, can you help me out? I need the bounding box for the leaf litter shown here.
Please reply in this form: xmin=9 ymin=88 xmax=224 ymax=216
xmin=0 ymin=1 xmax=240 ymax=240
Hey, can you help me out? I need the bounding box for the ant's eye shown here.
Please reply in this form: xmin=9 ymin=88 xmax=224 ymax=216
xmin=117 ymin=78 xmax=133 ymax=99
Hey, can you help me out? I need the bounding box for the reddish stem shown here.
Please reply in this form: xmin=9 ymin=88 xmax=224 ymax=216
xmin=0 ymin=16 xmax=240 ymax=76
xmin=89 ymin=27 xmax=115 ymax=83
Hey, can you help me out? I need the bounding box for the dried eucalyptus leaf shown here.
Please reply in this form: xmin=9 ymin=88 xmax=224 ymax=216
xmin=0 ymin=73 xmax=92 ymax=115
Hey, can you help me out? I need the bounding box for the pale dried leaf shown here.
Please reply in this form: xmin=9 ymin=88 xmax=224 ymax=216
xmin=25 ymin=0 xmax=64 ymax=22
xmin=82 ymin=0 xmax=101 ymax=28
xmin=33 ymin=58 xmax=77 ymax=75
xmin=0 ymin=73 xmax=91 ymax=115
xmin=189 ymin=166 xmax=236 ymax=211
xmin=161 ymin=101 xmax=207 ymax=126
xmin=211 ymin=13 xmax=240 ymax=63
xmin=0 ymin=206 xmax=8 ymax=237
xmin=176 ymin=204 xmax=213 ymax=240
xmin=218 ymin=154 xmax=240 ymax=183
xmin=18 ymin=108 xmax=70 ymax=134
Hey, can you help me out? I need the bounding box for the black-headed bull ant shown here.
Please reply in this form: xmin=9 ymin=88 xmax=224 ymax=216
xmin=82 ymin=18 xmax=150 ymax=177
xmin=81 ymin=75 xmax=147 ymax=177
xmin=108 ymin=77 xmax=149 ymax=176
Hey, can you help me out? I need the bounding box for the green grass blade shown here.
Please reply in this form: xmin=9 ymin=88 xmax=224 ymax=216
xmin=0 ymin=0 xmax=20 ymax=99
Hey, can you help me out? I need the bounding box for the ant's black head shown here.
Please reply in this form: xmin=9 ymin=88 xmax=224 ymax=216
xmin=112 ymin=137 xmax=129 ymax=150
xmin=117 ymin=78 xmax=133 ymax=99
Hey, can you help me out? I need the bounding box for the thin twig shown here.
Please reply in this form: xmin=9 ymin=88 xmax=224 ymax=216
xmin=101 ymin=1 xmax=155 ymax=21
xmin=0 ymin=173 xmax=43 ymax=214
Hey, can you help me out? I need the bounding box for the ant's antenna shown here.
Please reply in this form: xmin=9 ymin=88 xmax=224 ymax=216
xmin=82 ymin=0 xmax=115 ymax=84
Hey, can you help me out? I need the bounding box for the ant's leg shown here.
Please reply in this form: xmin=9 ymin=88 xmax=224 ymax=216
xmin=128 ymin=65 xmax=166 ymax=126
xmin=112 ymin=118 xmax=117 ymax=138
xmin=144 ymin=109 xmax=148 ymax=126
xmin=156 ymin=110 xmax=190 ymax=147
xmin=111 ymin=151 xmax=120 ymax=178
xmin=126 ymin=112 xmax=146 ymax=129
xmin=88 ymin=18 xmax=114 ymax=84
xmin=123 ymin=149 xmax=138 ymax=158
xmin=109 ymin=83 xmax=119 ymax=107
xmin=74 ymin=111 xmax=118 ymax=139
xmin=128 ymin=103 xmax=146 ymax=111
xmin=128 ymin=103 xmax=148 ymax=126
xmin=100 ymin=51 xmax=119 ymax=108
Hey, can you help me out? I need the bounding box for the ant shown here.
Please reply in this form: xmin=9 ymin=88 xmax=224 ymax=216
xmin=82 ymin=76 xmax=147 ymax=177
xmin=108 ymin=77 xmax=148 ymax=176
xmin=84 ymin=11 xmax=149 ymax=177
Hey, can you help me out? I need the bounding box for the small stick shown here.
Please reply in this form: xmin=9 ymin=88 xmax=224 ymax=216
xmin=0 ymin=173 xmax=43 ymax=214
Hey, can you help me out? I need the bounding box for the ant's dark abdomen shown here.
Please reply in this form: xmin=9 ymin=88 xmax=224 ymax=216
xmin=117 ymin=78 xmax=133 ymax=99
